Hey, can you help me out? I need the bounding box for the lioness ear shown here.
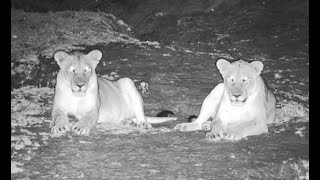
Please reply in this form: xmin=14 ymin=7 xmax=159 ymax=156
xmin=86 ymin=50 xmax=102 ymax=67
xmin=87 ymin=50 xmax=102 ymax=61
xmin=54 ymin=51 xmax=69 ymax=68
xmin=250 ymin=61 xmax=264 ymax=75
xmin=216 ymin=59 xmax=230 ymax=75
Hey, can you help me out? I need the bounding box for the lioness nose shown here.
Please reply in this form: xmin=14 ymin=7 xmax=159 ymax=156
xmin=77 ymin=84 xmax=85 ymax=88
xmin=233 ymin=94 xmax=241 ymax=98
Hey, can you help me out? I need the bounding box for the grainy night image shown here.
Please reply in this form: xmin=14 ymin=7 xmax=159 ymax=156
xmin=11 ymin=0 xmax=309 ymax=179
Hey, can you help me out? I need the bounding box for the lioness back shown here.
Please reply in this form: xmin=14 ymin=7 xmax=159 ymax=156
xmin=266 ymin=84 xmax=276 ymax=124
xmin=97 ymin=77 xmax=135 ymax=124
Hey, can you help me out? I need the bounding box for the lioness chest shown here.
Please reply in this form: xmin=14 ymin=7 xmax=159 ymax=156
xmin=55 ymin=87 xmax=98 ymax=119
xmin=217 ymin=93 xmax=259 ymax=125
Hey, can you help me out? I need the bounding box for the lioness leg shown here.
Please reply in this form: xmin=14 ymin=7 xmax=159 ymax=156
xmin=72 ymin=108 xmax=99 ymax=135
xmin=51 ymin=109 xmax=70 ymax=135
xmin=117 ymin=78 xmax=152 ymax=129
xmin=174 ymin=83 xmax=225 ymax=132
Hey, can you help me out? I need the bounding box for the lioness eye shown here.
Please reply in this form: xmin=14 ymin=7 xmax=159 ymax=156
xmin=242 ymin=77 xmax=248 ymax=82
xmin=85 ymin=66 xmax=91 ymax=72
xmin=228 ymin=77 xmax=234 ymax=82
xmin=68 ymin=66 xmax=75 ymax=73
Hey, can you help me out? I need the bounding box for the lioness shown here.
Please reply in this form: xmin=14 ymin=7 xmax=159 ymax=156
xmin=51 ymin=50 xmax=177 ymax=136
xmin=174 ymin=59 xmax=276 ymax=141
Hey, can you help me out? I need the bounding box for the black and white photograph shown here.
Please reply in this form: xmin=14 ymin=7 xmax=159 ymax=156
xmin=11 ymin=0 xmax=309 ymax=179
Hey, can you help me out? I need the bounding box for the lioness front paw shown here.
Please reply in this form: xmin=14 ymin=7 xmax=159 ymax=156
xmin=72 ymin=122 xmax=91 ymax=136
xmin=120 ymin=119 xmax=135 ymax=127
xmin=174 ymin=122 xmax=201 ymax=132
xmin=206 ymin=131 xmax=242 ymax=141
xmin=223 ymin=130 xmax=242 ymax=141
xmin=206 ymin=131 xmax=225 ymax=141
xmin=137 ymin=121 xmax=152 ymax=130
xmin=51 ymin=116 xmax=70 ymax=135
xmin=51 ymin=123 xmax=71 ymax=135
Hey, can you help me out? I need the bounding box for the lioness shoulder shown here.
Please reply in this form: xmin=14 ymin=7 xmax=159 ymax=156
xmin=174 ymin=59 xmax=276 ymax=141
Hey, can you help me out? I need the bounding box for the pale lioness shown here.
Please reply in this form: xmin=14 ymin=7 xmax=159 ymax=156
xmin=51 ymin=50 xmax=177 ymax=136
xmin=174 ymin=59 xmax=276 ymax=141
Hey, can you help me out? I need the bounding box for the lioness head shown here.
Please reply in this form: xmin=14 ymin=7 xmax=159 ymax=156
xmin=216 ymin=59 xmax=264 ymax=105
xmin=54 ymin=50 xmax=102 ymax=97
